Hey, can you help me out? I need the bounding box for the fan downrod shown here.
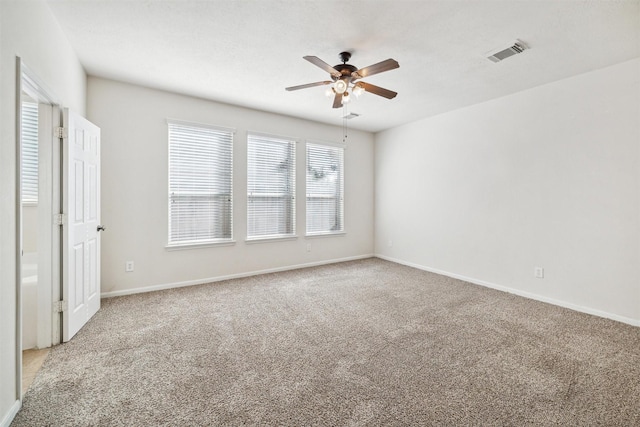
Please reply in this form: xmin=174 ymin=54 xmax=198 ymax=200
xmin=339 ymin=51 xmax=352 ymax=64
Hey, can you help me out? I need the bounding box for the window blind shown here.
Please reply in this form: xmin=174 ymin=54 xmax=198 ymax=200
xmin=247 ymin=133 xmax=296 ymax=239
xmin=306 ymin=143 xmax=344 ymax=235
xmin=21 ymin=102 xmax=38 ymax=205
xmin=168 ymin=121 xmax=233 ymax=245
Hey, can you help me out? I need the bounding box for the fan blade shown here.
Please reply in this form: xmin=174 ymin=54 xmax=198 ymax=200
xmin=304 ymin=56 xmax=342 ymax=78
xmin=352 ymin=59 xmax=399 ymax=79
xmin=332 ymin=93 xmax=343 ymax=108
xmin=286 ymin=81 xmax=332 ymax=91
xmin=358 ymin=82 xmax=397 ymax=99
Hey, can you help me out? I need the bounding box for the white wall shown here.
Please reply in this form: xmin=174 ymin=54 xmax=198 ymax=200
xmin=87 ymin=77 xmax=374 ymax=295
xmin=0 ymin=1 xmax=86 ymax=425
xmin=375 ymin=59 xmax=640 ymax=325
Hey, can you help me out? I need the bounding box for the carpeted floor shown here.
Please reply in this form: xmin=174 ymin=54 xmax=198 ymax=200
xmin=12 ymin=258 xmax=640 ymax=426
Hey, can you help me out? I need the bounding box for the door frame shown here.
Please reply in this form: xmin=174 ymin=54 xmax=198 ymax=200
xmin=15 ymin=57 xmax=62 ymax=400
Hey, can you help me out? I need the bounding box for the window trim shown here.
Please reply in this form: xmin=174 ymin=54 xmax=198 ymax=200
xmin=305 ymin=140 xmax=345 ymax=236
xmin=246 ymin=131 xmax=298 ymax=241
xmin=305 ymin=231 xmax=346 ymax=238
xmin=305 ymin=138 xmax=347 ymax=149
xmin=165 ymin=239 xmax=237 ymax=251
xmin=166 ymin=118 xmax=236 ymax=135
xmin=245 ymin=235 xmax=298 ymax=244
xmin=166 ymin=119 xmax=235 ymax=248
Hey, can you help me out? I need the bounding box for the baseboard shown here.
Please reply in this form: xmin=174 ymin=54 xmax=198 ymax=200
xmin=375 ymin=254 xmax=640 ymax=327
xmin=0 ymin=400 xmax=21 ymax=427
xmin=101 ymin=254 xmax=375 ymax=298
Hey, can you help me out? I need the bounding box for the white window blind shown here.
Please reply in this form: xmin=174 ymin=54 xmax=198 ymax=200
xmin=247 ymin=133 xmax=296 ymax=239
xmin=21 ymin=101 xmax=38 ymax=205
xmin=168 ymin=121 xmax=233 ymax=245
xmin=306 ymin=143 xmax=344 ymax=235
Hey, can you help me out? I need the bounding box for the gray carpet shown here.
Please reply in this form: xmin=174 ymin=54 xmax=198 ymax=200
xmin=13 ymin=258 xmax=640 ymax=426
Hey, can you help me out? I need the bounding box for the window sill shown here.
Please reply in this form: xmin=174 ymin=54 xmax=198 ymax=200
xmin=305 ymin=231 xmax=346 ymax=239
xmin=245 ymin=235 xmax=298 ymax=244
xmin=165 ymin=240 xmax=236 ymax=251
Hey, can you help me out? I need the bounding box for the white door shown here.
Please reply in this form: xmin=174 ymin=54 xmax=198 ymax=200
xmin=62 ymin=109 xmax=101 ymax=342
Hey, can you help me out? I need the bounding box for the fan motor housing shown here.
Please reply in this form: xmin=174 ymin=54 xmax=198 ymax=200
xmin=332 ymin=63 xmax=357 ymax=80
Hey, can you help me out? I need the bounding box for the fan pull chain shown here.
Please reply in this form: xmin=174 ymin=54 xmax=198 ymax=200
xmin=342 ymin=105 xmax=348 ymax=144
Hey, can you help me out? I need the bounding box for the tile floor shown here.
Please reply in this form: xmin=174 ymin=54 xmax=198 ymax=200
xmin=22 ymin=348 xmax=50 ymax=396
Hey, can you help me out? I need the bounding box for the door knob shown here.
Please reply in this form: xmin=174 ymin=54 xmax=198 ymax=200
xmin=97 ymin=225 xmax=106 ymax=232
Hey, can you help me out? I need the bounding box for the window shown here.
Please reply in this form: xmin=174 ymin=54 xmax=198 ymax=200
xmin=247 ymin=133 xmax=296 ymax=239
xmin=21 ymin=101 xmax=38 ymax=205
xmin=168 ymin=121 xmax=233 ymax=246
xmin=306 ymin=142 xmax=344 ymax=235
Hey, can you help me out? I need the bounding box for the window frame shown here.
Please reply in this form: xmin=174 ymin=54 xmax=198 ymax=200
xmin=305 ymin=140 xmax=345 ymax=237
xmin=166 ymin=119 xmax=235 ymax=249
xmin=246 ymin=131 xmax=297 ymax=242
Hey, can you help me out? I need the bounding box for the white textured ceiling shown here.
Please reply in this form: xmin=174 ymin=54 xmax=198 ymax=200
xmin=47 ymin=0 xmax=639 ymax=133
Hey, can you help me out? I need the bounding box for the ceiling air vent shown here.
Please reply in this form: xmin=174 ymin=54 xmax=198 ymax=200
xmin=487 ymin=41 xmax=527 ymax=63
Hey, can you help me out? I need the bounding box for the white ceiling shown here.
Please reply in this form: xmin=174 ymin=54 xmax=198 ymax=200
xmin=47 ymin=0 xmax=640 ymax=133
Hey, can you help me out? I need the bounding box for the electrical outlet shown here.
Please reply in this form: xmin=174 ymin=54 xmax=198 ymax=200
xmin=125 ymin=261 xmax=134 ymax=272
xmin=388 ymin=240 xmax=393 ymax=247
xmin=534 ymin=267 xmax=544 ymax=279
xmin=306 ymin=243 xmax=311 ymax=252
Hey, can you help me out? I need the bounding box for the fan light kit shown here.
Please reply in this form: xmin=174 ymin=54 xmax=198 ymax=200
xmin=286 ymin=51 xmax=399 ymax=108
xmin=334 ymin=79 xmax=348 ymax=94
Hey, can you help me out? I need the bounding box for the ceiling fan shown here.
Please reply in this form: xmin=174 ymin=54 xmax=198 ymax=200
xmin=286 ymin=51 xmax=399 ymax=108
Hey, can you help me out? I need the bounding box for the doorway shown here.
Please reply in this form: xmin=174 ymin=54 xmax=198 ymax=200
xmin=20 ymin=94 xmax=41 ymax=351
xmin=17 ymin=59 xmax=62 ymax=397
xmin=16 ymin=58 xmax=103 ymax=401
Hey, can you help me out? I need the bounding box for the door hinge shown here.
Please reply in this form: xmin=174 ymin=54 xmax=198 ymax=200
xmin=52 ymin=300 xmax=68 ymax=313
xmin=54 ymin=213 xmax=67 ymax=226
xmin=54 ymin=126 xmax=67 ymax=139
